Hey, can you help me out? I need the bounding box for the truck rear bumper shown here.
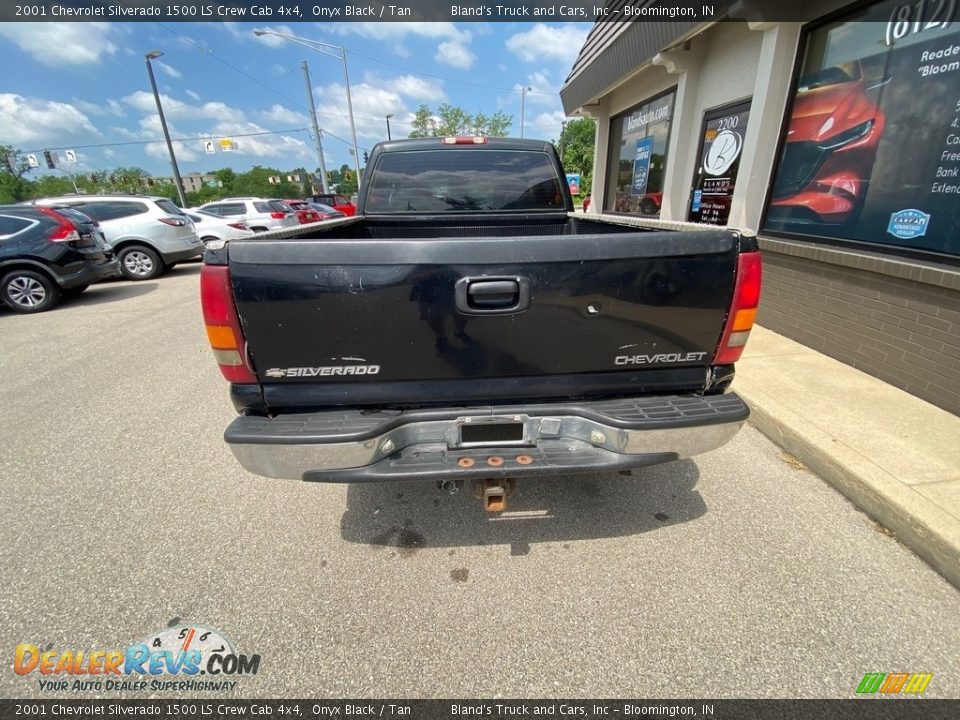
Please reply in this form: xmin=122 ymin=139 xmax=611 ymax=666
xmin=225 ymin=393 xmax=749 ymax=482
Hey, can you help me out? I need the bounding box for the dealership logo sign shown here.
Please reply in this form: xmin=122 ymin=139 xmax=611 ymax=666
xmin=703 ymin=130 xmax=743 ymax=176
xmin=887 ymin=209 xmax=930 ymax=240
xmin=13 ymin=624 xmax=260 ymax=692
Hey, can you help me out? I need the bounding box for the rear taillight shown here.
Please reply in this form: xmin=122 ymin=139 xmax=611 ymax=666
xmin=158 ymin=217 xmax=186 ymax=227
xmin=201 ymin=265 xmax=257 ymax=383
xmin=270 ymin=211 xmax=286 ymax=219
xmin=714 ymin=251 xmax=762 ymax=364
xmin=442 ymin=136 xmax=488 ymax=144
xmin=227 ymin=222 xmax=249 ymax=230
xmin=38 ymin=208 xmax=81 ymax=243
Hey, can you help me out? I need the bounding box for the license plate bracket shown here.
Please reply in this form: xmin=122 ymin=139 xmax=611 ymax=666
xmin=459 ymin=421 xmax=525 ymax=447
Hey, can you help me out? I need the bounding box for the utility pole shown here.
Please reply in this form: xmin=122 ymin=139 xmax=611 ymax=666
xmin=302 ymin=60 xmax=330 ymax=194
xmin=145 ymin=51 xmax=187 ymax=207
xmin=520 ymin=86 xmax=532 ymax=139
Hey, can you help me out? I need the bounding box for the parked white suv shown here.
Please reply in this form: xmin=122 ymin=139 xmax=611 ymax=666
xmin=196 ymin=198 xmax=298 ymax=232
xmin=30 ymin=195 xmax=202 ymax=280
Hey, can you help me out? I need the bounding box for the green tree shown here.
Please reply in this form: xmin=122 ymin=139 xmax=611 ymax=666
xmin=106 ymin=166 xmax=149 ymax=194
xmin=212 ymin=168 xmax=236 ymax=194
xmin=184 ymin=185 xmax=224 ymax=207
xmin=336 ymin=164 xmax=358 ymax=195
xmin=435 ymin=103 xmax=472 ymax=136
xmin=476 ymin=110 xmax=512 ymax=137
xmin=555 ymin=117 xmax=596 ymax=199
xmin=0 ymin=173 xmax=29 ymax=203
xmin=407 ymin=104 xmax=512 ymax=138
xmin=30 ymin=175 xmax=76 ymax=198
xmin=0 ymin=144 xmax=33 ymax=202
xmin=409 ymin=105 xmax=435 ymax=138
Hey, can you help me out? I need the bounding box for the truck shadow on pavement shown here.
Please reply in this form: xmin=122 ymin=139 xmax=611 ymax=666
xmin=339 ymin=460 xmax=704 ymax=555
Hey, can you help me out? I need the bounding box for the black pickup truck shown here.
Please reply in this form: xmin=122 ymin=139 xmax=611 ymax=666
xmin=202 ymin=137 xmax=760 ymax=509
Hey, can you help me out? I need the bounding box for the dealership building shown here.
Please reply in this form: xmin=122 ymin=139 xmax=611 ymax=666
xmin=562 ymin=0 xmax=960 ymax=416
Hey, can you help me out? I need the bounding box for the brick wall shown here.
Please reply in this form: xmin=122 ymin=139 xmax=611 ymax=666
xmin=756 ymin=238 xmax=960 ymax=417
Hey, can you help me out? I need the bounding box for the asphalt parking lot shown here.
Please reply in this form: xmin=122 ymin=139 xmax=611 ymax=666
xmin=1 ymin=265 xmax=958 ymax=699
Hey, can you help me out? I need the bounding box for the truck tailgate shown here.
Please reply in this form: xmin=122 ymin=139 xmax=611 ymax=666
xmin=229 ymin=230 xmax=739 ymax=408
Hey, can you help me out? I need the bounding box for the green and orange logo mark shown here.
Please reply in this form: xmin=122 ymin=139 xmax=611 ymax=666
xmin=856 ymin=672 xmax=933 ymax=695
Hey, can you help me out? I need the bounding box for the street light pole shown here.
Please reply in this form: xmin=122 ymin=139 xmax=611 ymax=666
xmin=301 ymin=60 xmax=330 ymax=194
xmin=385 ymin=113 xmax=393 ymax=141
xmin=253 ymin=30 xmax=360 ymax=185
xmin=520 ymin=86 xmax=532 ymax=139
xmin=145 ymin=50 xmax=187 ymax=207
xmin=340 ymin=48 xmax=361 ymax=183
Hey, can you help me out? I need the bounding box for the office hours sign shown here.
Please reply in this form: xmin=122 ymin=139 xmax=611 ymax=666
xmin=689 ymin=100 xmax=751 ymax=225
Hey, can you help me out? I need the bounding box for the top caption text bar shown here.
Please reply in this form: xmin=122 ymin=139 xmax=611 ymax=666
xmin=2 ymin=1 xmax=827 ymax=23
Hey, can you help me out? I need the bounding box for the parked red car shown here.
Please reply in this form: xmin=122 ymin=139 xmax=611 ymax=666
xmin=305 ymin=202 xmax=347 ymax=220
xmin=283 ymin=200 xmax=322 ymax=224
xmin=769 ymin=61 xmax=884 ymax=226
xmin=309 ymin=193 xmax=357 ymax=217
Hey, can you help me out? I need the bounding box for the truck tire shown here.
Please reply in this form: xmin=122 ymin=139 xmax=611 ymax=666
xmin=1 ymin=269 xmax=61 ymax=313
xmin=118 ymin=245 xmax=163 ymax=281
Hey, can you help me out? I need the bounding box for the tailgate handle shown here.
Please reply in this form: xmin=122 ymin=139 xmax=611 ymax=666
xmin=456 ymin=277 xmax=530 ymax=314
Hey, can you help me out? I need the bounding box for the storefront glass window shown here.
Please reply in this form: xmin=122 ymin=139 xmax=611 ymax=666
xmin=764 ymin=0 xmax=960 ymax=259
xmin=605 ymin=89 xmax=676 ymax=216
xmin=689 ymin=100 xmax=752 ymax=225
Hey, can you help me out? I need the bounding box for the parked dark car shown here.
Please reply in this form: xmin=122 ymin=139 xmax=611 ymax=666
xmin=0 ymin=205 xmax=117 ymax=313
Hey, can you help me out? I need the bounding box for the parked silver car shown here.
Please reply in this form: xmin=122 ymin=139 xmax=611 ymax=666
xmin=30 ymin=195 xmax=202 ymax=280
xmin=196 ymin=198 xmax=299 ymax=232
xmin=186 ymin=210 xmax=255 ymax=246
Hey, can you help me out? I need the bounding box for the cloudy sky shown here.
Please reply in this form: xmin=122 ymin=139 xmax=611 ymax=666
xmin=0 ymin=21 xmax=590 ymax=177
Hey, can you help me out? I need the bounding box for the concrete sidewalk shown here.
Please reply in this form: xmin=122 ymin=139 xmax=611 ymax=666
xmin=734 ymin=325 xmax=960 ymax=589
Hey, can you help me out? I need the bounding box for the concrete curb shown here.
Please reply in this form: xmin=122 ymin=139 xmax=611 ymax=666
xmin=735 ymin=380 xmax=960 ymax=590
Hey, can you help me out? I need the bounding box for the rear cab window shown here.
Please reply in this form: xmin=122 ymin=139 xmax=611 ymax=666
xmin=365 ymin=149 xmax=564 ymax=213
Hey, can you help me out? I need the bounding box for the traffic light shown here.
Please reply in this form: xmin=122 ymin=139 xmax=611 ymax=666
xmin=362 ymin=150 xmax=369 ymax=164
xmin=43 ymin=150 xmax=56 ymax=169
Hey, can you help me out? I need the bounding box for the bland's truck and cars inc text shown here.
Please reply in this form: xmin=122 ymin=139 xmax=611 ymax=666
xmin=201 ymin=137 xmax=761 ymax=510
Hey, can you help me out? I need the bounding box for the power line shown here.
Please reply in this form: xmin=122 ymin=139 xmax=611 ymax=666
xmin=346 ymin=47 xmax=559 ymax=97
xmin=155 ymin=22 xmax=550 ymax=136
xmin=154 ymin=22 xmax=359 ymax=150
